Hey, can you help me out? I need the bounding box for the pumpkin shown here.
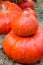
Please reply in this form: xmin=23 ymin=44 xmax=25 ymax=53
xmin=0 ymin=1 xmax=22 ymax=34
xmin=18 ymin=0 xmax=32 ymax=3
xmin=2 ymin=1 xmax=22 ymax=11
xmin=11 ymin=11 xmax=38 ymax=36
xmin=18 ymin=0 xmax=34 ymax=9
xmin=24 ymin=8 xmax=37 ymax=18
xmin=18 ymin=0 xmax=23 ymax=3
xmin=2 ymin=26 xmax=43 ymax=64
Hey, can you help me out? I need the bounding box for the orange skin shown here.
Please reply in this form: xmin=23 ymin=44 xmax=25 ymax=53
xmin=0 ymin=1 xmax=22 ymax=34
xmin=2 ymin=1 xmax=22 ymax=11
xmin=19 ymin=0 xmax=34 ymax=9
xmin=2 ymin=26 xmax=43 ymax=64
xmin=11 ymin=11 xmax=38 ymax=36
xmin=24 ymin=8 xmax=37 ymax=18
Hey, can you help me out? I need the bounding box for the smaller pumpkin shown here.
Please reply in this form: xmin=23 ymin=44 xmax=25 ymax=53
xmin=11 ymin=11 xmax=38 ymax=36
xmin=2 ymin=26 xmax=43 ymax=64
xmin=19 ymin=0 xmax=34 ymax=9
xmin=24 ymin=8 xmax=37 ymax=18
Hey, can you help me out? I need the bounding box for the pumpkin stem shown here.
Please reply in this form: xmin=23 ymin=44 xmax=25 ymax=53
xmin=23 ymin=11 xmax=29 ymax=16
xmin=0 ymin=2 xmax=8 ymax=13
xmin=1 ymin=4 xmax=7 ymax=12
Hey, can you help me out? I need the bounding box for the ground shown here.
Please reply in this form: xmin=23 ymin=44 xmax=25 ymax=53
xmin=0 ymin=0 xmax=43 ymax=65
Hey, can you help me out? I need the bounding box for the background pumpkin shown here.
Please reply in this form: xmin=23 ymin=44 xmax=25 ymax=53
xmin=11 ymin=11 xmax=38 ymax=36
xmin=18 ymin=0 xmax=34 ymax=9
xmin=18 ymin=0 xmax=32 ymax=3
xmin=0 ymin=1 xmax=22 ymax=34
xmin=2 ymin=26 xmax=43 ymax=64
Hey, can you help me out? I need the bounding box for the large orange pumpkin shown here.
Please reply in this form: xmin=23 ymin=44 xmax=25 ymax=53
xmin=11 ymin=11 xmax=38 ymax=36
xmin=2 ymin=26 xmax=43 ymax=64
xmin=0 ymin=1 xmax=22 ymax=34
